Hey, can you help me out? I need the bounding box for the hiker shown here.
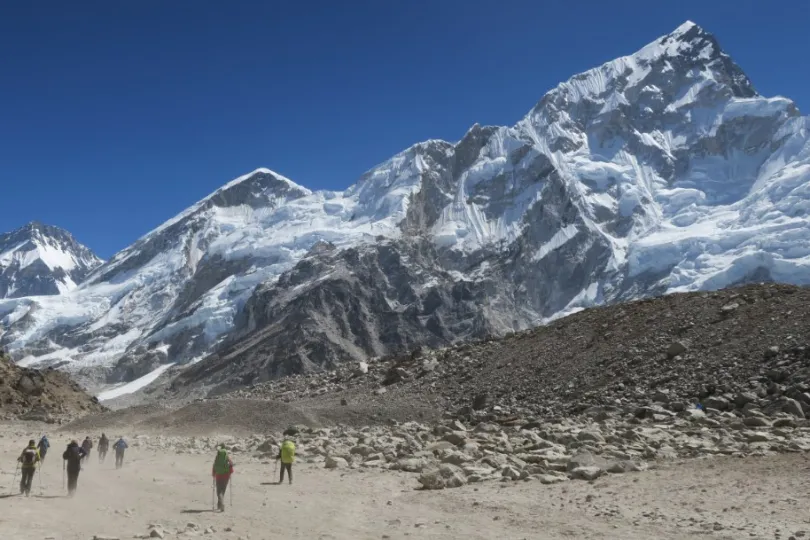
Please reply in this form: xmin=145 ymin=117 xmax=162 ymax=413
xmin=98 ymin=433 xmax=109 ymax=464
xmin=211 ymin=444 xmax=234 ymax=512
xmin=113 ymin=437 xmax=128 ymax=469
xmin=62 ymin=440 xmax=86 ymax=496
xmin=277 ymin=438 xmax=296 ymax=485
xmin=37 ymin=434 xmax=50 ymax=463
xmin=81 ymin=436 xmax=93 ymax=463
xmin=17 ymin=440 xmax=41 ymax=496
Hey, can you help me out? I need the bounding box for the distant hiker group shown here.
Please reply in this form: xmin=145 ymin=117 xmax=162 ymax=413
xmin=10 ymin=431 xmax=296 ymax=511
xmin=9 ymin=433 xmax=129 ymax=498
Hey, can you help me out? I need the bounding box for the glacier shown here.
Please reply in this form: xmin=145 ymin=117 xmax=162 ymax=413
xmin=1 ymin=21 xmax=809 ymax=398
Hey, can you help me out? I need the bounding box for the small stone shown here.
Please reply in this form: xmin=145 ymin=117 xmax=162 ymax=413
xmin=721 ymin=302 xmax=739 ymax=313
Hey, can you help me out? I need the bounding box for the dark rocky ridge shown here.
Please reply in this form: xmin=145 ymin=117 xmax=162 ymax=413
xmin=215 ymin=283 xmax=810 ymax=420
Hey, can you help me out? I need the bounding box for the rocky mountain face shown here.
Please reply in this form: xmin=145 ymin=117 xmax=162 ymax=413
xmin=0 ymin=349 xmax=105 ymax=421
xmin=0 ymin=221 xmax=102 ymax=298
xmin=1 ymin=22 xmax=809 ymax=399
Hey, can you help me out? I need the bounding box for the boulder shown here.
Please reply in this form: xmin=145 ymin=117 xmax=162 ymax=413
xmin=570 ymin=466 xmax=604 ymax=481
xmin=773 ymin=418 xmax=798 ymax=428
xmin=702 ymin=396 xmax=730 ymax=411
xmin=349 ymin=445 xmax=375 ymax=457
xmin=606 ymin=461 xmax=646 ymax=473
xmin=442 ymin=431 xmax=467 ymax=446
xmin=395 ymin=457 xmax=427 ymax=473
xmin=576 ymin=430 xmax=605 ymax=444
xmin=325 ymin=456 xmax=348 ymax=469
xmin=784 ymin=398 xmax=805 ymax=418
xmin=538 ymin=474 xmax=568 ymax=485
xmin=15 ymin=373 xmax=44 ymax=396
xmin=418 ymin=464 xmax=467 ymax=490
xmin=743 ymin=416 xmax=771 ymax=428
xmin=472 ymin=393 xmax=490 ymax=411
xmin=734 ymin=392 xmax=758 ymax=408
xmin=666 ymin=341 xmax=688 ymax=358
xmin=567 ymin=451 xmax=609 ymax=471
xmin=501 ymin=465 xmax=525 ymax=481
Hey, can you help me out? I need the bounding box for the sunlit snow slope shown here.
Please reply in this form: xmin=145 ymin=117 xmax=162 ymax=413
xmin=1 ymin=21 xmax=809 ymax=397
xmin=0 ymin=222 xmax=102 ymax=298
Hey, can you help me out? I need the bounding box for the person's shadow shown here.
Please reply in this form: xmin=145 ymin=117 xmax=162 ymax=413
xmin=180 ymin=509 xmax=216 ymax=514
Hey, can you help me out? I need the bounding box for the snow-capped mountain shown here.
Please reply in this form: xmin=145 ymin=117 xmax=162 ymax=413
xmin=0 ymin=222 xmax=102 ymax=298
xmin=1 ymin=21 xmax=809 ymax=399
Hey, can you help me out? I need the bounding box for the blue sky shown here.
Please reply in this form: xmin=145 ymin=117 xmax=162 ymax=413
xmin=1 ymin=0 xmax=808 ymax=258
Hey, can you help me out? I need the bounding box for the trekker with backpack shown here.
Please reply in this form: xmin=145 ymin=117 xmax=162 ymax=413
xmin=17 ymin=440 xmax=41 ymax=496
xmin=62 ymin=440 xmax=86 ymax=496
xmin=113 ymin=437 xmax=128 ymax=469
xmin=81 ymin=437 xmax=93 ymax=464
xmin=211 ymin=444 xmax=234 ymax=512
xmin=37 ymin=435 xmax=50 ymax=463
xmin=98 ymin=433 xmax=109 ymax=464
xmin=277 ymin=438 xmax=296 ymax=485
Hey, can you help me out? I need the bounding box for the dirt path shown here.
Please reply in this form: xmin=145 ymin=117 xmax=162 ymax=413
xmin=1 ymin=426 xmax=809 ymax=540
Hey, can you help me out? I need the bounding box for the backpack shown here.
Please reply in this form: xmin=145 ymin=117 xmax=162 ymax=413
xmin=281 ymin=441 xmax=295 ymax=463
xmin=213 ymin=450 xmax=230 ymax=475
xmin=21 ymin=448 xmax=37 ymax=467
xmin=65 ymin=445 xmax=82 ymax=466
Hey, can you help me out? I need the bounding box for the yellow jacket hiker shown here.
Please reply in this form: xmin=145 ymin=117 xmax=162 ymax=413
xmin=277 ymin=439 xmax=296 ymax=484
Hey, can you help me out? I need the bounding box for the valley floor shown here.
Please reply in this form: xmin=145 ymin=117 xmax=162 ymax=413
xmin=1 ymin=424 xmax=808 ymax=540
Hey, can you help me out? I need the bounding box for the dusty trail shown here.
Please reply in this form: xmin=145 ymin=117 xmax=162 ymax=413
xmin=1 ymin=426 xmax=809 ymax=540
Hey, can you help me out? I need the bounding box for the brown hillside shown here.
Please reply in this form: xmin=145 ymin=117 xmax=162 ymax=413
xmin=0 ymin=350 xmax=106 ymax=422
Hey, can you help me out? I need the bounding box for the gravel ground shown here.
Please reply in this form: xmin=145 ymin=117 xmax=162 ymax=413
xmin=2 ymin=422 xmax=810 ymax=540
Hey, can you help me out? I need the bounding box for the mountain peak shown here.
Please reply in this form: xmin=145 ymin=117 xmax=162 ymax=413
xmin=670 ymin=20 xmax=700 ymax=37
xmin=0 ymin=222 xmax=102 ymax=298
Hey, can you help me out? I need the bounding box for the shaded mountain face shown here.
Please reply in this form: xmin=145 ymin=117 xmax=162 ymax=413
xmin=0 ymin=222 xmax=102 ymax=298
xmin=1 ymin=22 xmax=809 ymax=398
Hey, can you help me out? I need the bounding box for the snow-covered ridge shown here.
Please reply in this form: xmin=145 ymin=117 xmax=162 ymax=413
xmin=0 ymin=222 xmax=103 ymax=298
xmin=1 ymin=21 xmax=809 ymax=401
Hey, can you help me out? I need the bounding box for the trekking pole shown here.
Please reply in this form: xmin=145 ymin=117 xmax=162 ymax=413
xmin=230 ymin=475 xmax=233 ymax=507
xmin=62 ymin=461 xmax=65 ymax=492
xmin=10 ymin=463 xmax=20 ymax=495
xmin=38 ymin=466 xmax=43 ymax=495
xmin=211 ymin=479 xmax=215 ymax=511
